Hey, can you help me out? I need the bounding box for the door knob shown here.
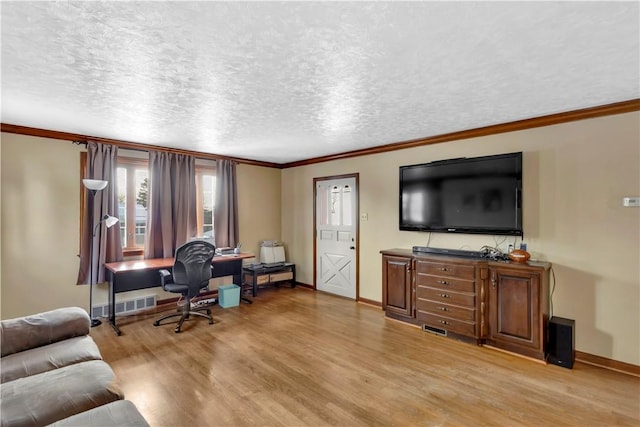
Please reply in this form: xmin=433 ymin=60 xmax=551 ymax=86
xmin=349 ymin=246 xmax=355 ymax=250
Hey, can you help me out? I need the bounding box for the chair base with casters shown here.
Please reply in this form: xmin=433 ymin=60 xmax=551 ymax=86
xmin=153 ymin=241 xmax=217 ymax=333
xmin=153 ymin=298 xmax=214 ymax=333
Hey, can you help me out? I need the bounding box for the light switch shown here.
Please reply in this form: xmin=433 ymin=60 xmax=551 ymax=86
xmin=623 ymin=197 xmax=640 ymax=207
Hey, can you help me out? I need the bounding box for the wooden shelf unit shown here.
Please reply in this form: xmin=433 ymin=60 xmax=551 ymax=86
xmin=242 ymin=263 xmax=296 ymax=296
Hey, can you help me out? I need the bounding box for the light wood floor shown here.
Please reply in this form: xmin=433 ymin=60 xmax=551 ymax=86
xmin=91 ymin=287 xmax=640 ymax=427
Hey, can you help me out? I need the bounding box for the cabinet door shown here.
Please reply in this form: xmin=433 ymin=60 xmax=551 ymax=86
xmin=489 ymin=267 xmax=543 ymax=358
xmin=382 ymin=255 xmax=413 ymax=319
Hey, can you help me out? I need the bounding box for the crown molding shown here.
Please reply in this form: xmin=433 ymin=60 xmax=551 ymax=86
xmin=0 ymin=123 xmax=280 ymax=168
xmin=3 ymin=98 xmax=638 ymax=169
xmin=282 ymin=99 xmax=640 ymax=168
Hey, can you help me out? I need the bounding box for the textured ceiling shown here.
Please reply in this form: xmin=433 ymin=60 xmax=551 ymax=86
xmin=1 ymin=2 xmax=638 ymax=164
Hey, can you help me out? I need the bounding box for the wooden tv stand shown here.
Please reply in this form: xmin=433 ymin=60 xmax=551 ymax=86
xmin=381 ymin=248 xmax=551 ymax=360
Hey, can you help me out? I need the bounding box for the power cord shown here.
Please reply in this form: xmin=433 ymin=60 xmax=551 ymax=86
xmin=492 ymin=235 xmax=507 ymax=252
xmin=549 ymin=266 xmax=556 ymax=318
xmin=479 ymin=245 xmax=509 ymax=261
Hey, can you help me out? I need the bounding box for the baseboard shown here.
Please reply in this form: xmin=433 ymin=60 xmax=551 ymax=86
xmin=357 ymin=297 xmax=382 ymax=308
xmin=575 ymin=351 xmax=640 ymax=377
xmin=483 ymin=344 xmax=547 ymax=365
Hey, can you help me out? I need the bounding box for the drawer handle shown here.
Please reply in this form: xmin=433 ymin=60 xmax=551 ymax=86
xmin=439 ymin=267 xmax=448 ymax=271
xmin=439 ymin=293 xmax=450 ymax=298
xmin=438 ymin=307 xmax=448 ymax=312
xmin=439 ymin=320 xmax=450 ymax=325
xmin=437 ymin=280 xmax=448 ymax=285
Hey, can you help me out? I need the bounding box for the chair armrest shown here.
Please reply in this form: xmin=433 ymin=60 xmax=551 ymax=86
xmin=159 ymin=269 xmax=171 ymax=287
xmin=0 ymin=307 xmax=90 ymax=357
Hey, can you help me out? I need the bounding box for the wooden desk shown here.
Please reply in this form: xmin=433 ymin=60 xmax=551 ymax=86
xmin=104 ymin=253 xmax=254 ymax=335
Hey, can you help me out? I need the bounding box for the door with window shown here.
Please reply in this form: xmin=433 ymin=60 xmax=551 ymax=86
xmin=315 ymin=176 xmax=358 ymax=299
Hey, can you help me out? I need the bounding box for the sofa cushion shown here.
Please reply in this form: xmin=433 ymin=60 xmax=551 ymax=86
xmin=0 ymin=360 xmax=124 ymax=427
xmin=47 ymin=400 xmax=150 ymax=427
xmin=1 ymin=307 xmax=90 ymax=357
xmin=1 ymin=335 xmax=102 ymax=383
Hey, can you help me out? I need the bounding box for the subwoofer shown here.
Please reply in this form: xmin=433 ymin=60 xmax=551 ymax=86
xmin=547 ymin=316 xmax=575 ymax=369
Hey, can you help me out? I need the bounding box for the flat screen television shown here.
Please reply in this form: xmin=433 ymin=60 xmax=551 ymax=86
xmin=399 ymin=152 xmax=523 ymax=236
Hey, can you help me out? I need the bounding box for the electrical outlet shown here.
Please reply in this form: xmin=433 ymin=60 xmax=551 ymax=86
xmin=361 ymin=213 xmax=368 ymax=221
xmin=623 ymin=197 xmax=640 ymax=207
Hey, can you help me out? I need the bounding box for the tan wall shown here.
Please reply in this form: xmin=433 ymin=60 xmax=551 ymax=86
xmin=0 ymin=133 xmax=281 ymax=318
xmin=281 ymin=112 xmax=640 ymax=366
xmin=237 ymin=163 xmax=282 ymax=258
xmin=1 ymin=134 xmax=87 ymax=315
xmin=2 ymin=112 xmax=638 ymax=365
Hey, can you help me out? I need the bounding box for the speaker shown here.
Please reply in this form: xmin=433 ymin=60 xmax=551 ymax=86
xmin=547 ymin=316 xmax=575 ymax=369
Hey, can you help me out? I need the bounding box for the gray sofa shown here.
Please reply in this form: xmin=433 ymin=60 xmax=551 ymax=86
xmin=0 ymin=307 xmax=149 ymax=427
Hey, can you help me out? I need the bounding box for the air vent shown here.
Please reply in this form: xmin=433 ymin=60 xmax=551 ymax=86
xmin=92 ymin=294 xmax=156 ymax=318
xmin=422 ymin=324 xmax=447 ymax=336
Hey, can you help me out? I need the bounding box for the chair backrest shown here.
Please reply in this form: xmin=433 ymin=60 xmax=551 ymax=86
xmin=172 ymin=241 xmax=216 ymax=295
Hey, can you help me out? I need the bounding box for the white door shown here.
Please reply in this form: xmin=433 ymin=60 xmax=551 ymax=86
xmin=316 ymin=177 xmax=357 ymax=299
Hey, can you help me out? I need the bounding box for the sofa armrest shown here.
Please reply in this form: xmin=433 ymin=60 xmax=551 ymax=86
xmin=1 ymin=307 xmax=91 ymax=357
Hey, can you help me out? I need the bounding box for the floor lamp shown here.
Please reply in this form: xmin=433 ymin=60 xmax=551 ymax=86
xmin=83 ymin=179 xmax=119 ymax=327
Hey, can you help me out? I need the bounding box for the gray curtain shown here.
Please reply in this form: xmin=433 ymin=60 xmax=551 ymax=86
xmin=77 ymin=142 xmax=123 ymax=285
xmin=214 ymin=159 xmax=239 ymax=248
xmin=144 ymin=151 xmax=197 ymax=258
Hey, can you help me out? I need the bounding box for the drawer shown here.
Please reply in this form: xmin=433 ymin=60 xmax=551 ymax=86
xmin=416 ymin=273 xmax=475 ymax=293
xmin=418 ymin=311 xmax=476 ymax=337
xmin=270 ymin=271 xmax=293 ymax=282
xmin=416 ymin=286 xmax=475 ymax=308
xmin=416 ymin=298 xmax=476 ymax=322
xmin=244 ymin=273 xmax=270 ymax=285
xmin=416 ymin=260 xmax=475 ymax=280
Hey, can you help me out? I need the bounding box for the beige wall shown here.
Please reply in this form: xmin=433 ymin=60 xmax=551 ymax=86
xmin=282 ymin=112 xmax=640 ymax=366
xmin=1 ymin=112 xmax=638 ymax=366
xmin=0 ymin=133 xmax=281 ymax=318
xmin=236 ymin=163 xmax=282 ymax=257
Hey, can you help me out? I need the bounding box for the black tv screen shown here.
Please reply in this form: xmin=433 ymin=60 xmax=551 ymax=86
xmin=399 ymin=152 xmax=523 ymax=236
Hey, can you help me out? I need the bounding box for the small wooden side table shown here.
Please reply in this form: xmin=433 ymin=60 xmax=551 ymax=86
xmin=242 ymin=262 xmax=296 ymax=296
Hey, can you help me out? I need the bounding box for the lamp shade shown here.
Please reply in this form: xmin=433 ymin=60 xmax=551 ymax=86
xmin=103 ymin=215 xmax=119 ymax=228
xmin=82 ymin=179 xmax=108 ymax=191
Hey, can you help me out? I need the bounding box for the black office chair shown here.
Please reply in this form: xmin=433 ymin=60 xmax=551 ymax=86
xmin=153 ymin=240 xmax=216 ymax=333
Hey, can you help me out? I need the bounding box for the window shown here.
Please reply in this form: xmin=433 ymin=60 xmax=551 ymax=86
xmin=81 ymin=153 xmax=215 ymax=255
xmin=117 ymin=158 xmax=148 ymax=253
xmin=196 ymin=167 xmax=216 ymax=239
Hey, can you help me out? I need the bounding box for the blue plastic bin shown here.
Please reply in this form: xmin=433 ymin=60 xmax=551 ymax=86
xmin=218 ymin=284 xmax=240 ymax=308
